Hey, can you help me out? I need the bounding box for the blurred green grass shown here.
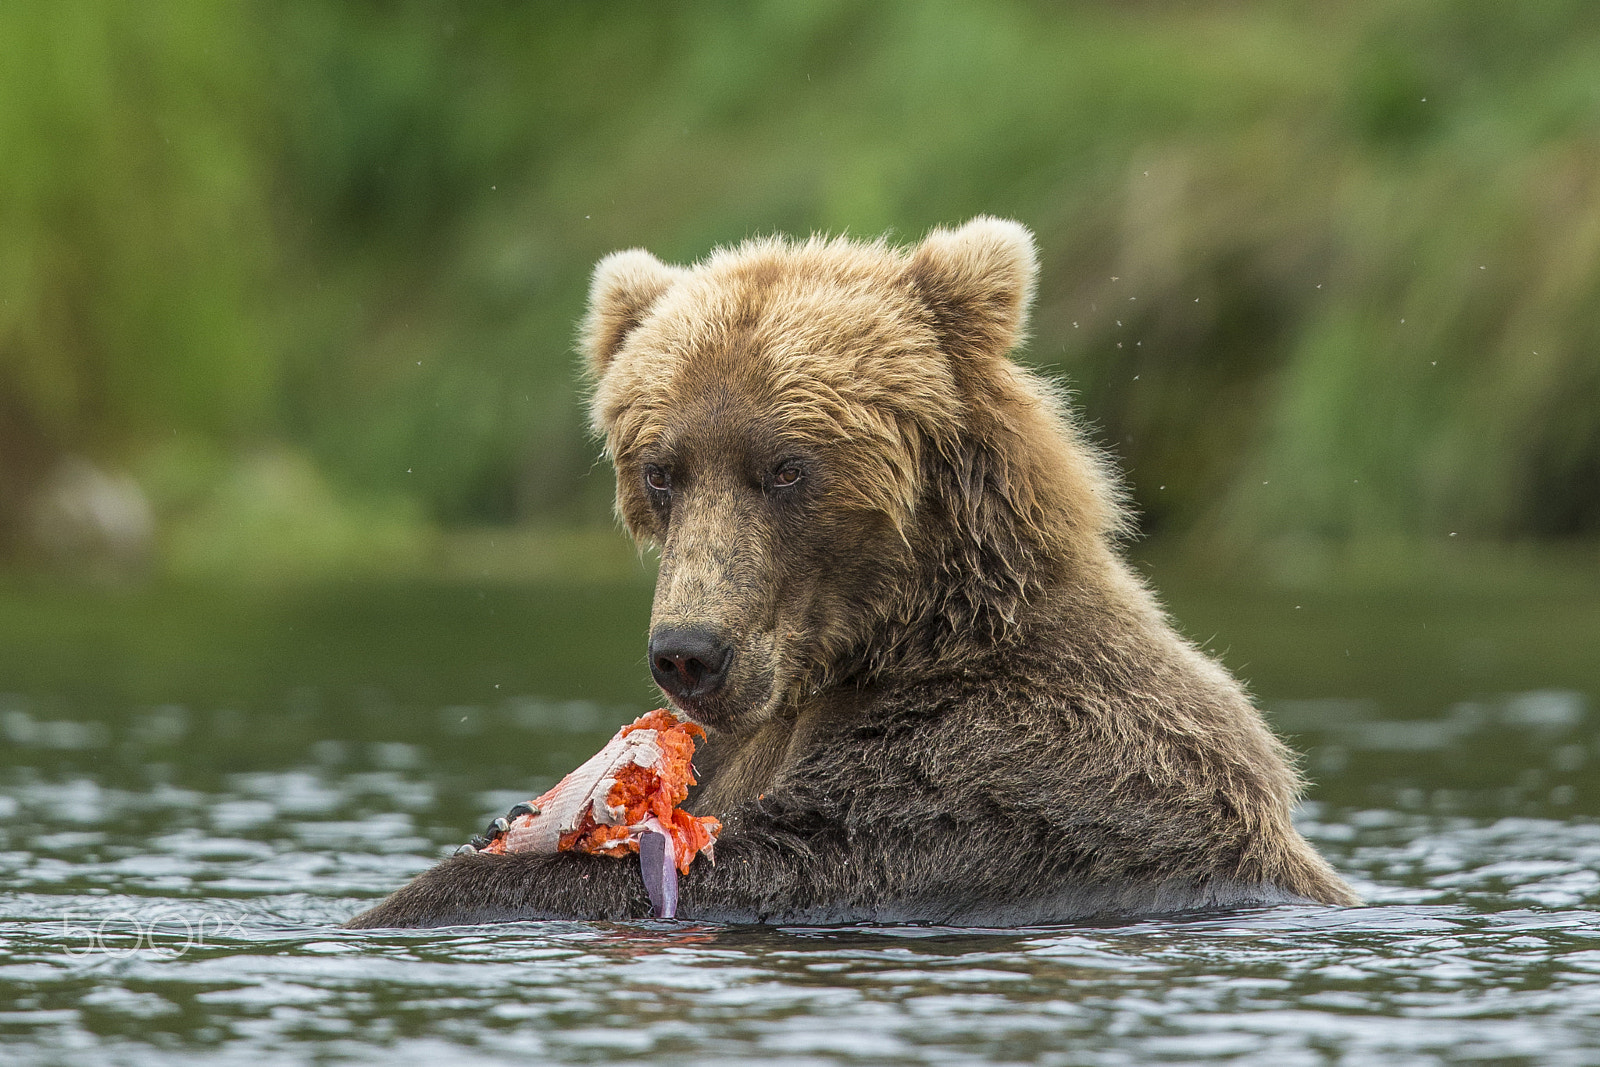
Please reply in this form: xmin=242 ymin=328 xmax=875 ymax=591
xmin=2 ymin=0 xmax=1599 ymax=577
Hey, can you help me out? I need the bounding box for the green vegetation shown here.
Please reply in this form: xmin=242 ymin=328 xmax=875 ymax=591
xmin=3 ymin=1 xmax=1598 ymax=576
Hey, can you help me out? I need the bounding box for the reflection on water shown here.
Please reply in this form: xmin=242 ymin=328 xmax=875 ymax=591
xmin=2 ymin=566 xmax=1598 ymax=1063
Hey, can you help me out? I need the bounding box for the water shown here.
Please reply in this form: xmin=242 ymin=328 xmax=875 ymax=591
xmin=2 ymin=557 xmax=1599 ymax=1064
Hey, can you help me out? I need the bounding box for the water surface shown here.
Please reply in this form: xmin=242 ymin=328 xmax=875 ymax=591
xmin=3 ymin=556 xmax=1598 ymax=1064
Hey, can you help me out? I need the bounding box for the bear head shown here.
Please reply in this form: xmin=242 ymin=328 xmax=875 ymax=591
xmin=583 ymin=218 xmax=1122 ymax=734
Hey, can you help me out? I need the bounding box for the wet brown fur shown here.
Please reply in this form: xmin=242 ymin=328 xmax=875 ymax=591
xmin=346 ymin=218 xmax=1357 ymax=929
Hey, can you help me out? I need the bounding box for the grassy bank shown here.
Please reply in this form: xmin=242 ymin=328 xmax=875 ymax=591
xmin=3 ymin=1 xmax=1598 ymax=560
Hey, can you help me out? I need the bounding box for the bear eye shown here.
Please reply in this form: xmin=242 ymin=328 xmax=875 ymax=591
xmin=771 ymin=462 xmax=804 ymax=489
xmin=644 ymin=465 xmax=671 ymax=494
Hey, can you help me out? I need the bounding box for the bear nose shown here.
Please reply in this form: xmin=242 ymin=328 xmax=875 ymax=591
xmin=648 ymin=627 xmax=732 ymax=701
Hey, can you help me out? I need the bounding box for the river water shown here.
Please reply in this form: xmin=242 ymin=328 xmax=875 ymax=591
xmin=2 ymin=555 xmax=1598 ymax=1064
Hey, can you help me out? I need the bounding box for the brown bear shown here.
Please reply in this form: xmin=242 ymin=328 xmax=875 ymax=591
xmin=346 ymin=218 xmax=1357 ymax=928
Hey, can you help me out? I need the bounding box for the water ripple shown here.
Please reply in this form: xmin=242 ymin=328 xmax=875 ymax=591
xmin=4 ymin=689 xmax=1600 ymax=1064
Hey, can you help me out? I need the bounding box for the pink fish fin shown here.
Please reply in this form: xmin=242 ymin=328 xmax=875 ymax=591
xmin=638 ymin=815 xmax=679 ymax=919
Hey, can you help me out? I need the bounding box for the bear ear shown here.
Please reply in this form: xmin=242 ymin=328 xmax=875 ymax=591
xmin=580 ymin=249 xmax=685 ymax=376
xmin=905 ymin=217 xmax=1038 ymax=362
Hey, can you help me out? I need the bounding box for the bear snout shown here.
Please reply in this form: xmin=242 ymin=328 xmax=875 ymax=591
xmin=648 ymin=625 xmax=733 ymax=703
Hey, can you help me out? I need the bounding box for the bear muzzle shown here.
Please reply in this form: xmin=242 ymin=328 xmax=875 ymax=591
xmin=648 ymin=625 xmax=733 ymax=703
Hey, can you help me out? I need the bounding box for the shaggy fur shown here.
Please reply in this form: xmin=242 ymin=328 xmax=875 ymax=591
xmin=346 ymin=218 xmax=1357 ymax=929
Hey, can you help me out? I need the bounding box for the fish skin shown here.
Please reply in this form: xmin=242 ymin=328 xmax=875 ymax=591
xmin=496 ymin=728 xmax=663 ymax=853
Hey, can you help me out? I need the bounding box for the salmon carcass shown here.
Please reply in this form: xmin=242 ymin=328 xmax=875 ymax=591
xmin=470 ymin=710 xmax=720 ymax=916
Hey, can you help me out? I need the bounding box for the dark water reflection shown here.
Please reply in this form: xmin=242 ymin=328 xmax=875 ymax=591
xmin=2 ymin=562 xmax=1598 ymax=1064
